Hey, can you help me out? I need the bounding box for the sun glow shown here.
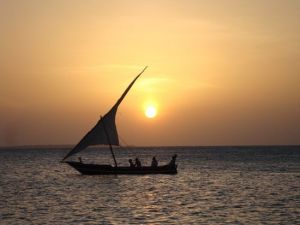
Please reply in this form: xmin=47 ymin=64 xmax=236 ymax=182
xmin=145 ymin=106 xmax=157 ymax=118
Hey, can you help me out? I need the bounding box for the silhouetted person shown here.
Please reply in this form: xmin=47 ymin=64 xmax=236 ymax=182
xmin=129 ymin=159 xmax=135 ymax=167
xmin=169 ymin=154 xmax=177 ymax=167
xmin=135 ymin=157 xmax=142 ymax=168
xmin=151 ymin=156 xmax=158 ymax=167
xmin=78 ymin=157 xmax=83 ymax=163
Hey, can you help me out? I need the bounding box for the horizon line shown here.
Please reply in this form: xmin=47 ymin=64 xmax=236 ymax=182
xmin=0 ymin=144 xmax=299 ymax=150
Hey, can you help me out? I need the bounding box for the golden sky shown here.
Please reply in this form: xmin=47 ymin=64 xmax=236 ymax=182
xmin=1 ymin=0 xmax=300 ymax=146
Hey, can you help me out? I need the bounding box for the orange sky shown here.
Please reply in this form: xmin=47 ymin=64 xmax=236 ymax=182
xmin=1 ymin=0 xmax=300 ymax=146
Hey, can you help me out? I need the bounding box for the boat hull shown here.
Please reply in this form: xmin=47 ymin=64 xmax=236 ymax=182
xmin=66 ymin=161 xmax=177 ymax=175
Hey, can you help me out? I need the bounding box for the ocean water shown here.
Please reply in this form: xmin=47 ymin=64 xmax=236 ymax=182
xmin=0 ymin=146 xmax=299 ymax=224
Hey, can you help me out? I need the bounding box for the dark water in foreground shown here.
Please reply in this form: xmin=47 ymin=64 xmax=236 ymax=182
xmin=0 ymin=146 xmax=299 ymax=224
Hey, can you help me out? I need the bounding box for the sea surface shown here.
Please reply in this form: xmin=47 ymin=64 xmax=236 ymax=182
xmin=0 ymin=146 xmax=299 ymax=224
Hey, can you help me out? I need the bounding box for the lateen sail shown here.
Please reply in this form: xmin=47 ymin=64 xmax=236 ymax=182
xmin=62 ymin=66 xmax=147 ymax=161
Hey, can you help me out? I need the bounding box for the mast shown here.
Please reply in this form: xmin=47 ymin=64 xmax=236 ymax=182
xmin=101 ymin=116 xmax=118 ymax=167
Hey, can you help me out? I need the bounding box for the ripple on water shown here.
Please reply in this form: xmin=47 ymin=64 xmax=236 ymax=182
xmin=0 ymin=147 xmax=299 ymax=224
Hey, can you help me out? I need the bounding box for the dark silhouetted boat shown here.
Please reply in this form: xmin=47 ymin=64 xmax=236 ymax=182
xmin=62 ymin=67 xmax=177 ymax=175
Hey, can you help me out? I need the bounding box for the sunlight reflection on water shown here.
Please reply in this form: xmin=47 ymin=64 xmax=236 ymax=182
xmin=0 ymin=146 xmax=299 ymax=224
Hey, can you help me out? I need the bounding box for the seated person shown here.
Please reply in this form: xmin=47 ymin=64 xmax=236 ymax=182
xmin=151 ymin=156 xmax=158 ymax=167
xmin=169 ymin=154 xmax=177 ymax=167
xmin=129 ymin=159 xmax=135 ymax=167
xmin=135 ymin=157 xmax=142 ymax=168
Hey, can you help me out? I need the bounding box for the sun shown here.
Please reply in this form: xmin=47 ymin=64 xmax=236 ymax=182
xmin=145 ymin=106 xmax=157 ymax=118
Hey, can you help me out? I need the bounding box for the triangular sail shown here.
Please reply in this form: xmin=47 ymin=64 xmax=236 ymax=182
xmin=62 ymin=66 xmax=147 ymax=161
